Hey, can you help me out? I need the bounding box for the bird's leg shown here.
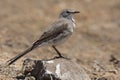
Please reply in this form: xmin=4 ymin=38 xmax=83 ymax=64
xmin=52 ymin=46 xmax=70 ymax=59
xmin=52 ymin=45 xmax=62 ymax=57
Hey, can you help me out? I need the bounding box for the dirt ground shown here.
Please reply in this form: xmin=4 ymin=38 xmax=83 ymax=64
xmin=0 ymin=0 xmax=120 ymax=80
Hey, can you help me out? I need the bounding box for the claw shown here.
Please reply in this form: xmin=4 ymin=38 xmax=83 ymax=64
xmin=54 ymin=55 xmax=70 ymax=60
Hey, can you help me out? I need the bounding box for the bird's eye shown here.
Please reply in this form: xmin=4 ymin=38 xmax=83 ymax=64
xmin=66 ymin=11 xmax=70 ymax=13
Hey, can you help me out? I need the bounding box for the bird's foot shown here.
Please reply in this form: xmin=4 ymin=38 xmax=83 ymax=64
xmin=53 ymin=55 xmax=70 ymax=60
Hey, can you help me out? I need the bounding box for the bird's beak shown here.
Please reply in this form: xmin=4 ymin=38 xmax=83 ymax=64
xmin=73 ymin=11 xmax=80 ymax=14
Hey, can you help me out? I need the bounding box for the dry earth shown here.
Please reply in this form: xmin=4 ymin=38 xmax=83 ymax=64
xmin=0 ymin=0 xmax=120 ymax=80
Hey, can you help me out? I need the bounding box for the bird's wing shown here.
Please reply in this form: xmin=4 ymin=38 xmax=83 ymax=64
xmin=33 ymin=19 xmax=69 ymax=45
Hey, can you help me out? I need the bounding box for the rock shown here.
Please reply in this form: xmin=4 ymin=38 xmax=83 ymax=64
xmin=16 ymin=58 xmax=91 ymax=80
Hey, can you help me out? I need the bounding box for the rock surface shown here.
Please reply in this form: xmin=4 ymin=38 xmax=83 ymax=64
xmin=17 ymin=58 xmax=90 ymax=80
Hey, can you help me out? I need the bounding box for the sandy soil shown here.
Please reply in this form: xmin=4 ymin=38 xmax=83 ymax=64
xmin=0 ymin=0 xmax=120 ymax=79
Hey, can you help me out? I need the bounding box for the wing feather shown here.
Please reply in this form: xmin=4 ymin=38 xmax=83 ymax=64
xmin=33 ymin=19 xmax=69 ymax=45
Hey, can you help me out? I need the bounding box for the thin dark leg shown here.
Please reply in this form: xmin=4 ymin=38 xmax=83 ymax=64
xmin=52 ymin=46 xmax=70 ymax=59
xmin=52 ymin=45 xmax=63 ymax=57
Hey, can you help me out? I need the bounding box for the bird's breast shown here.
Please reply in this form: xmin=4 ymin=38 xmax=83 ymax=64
xmin=68 ymin=21 xmax=75 ymax=33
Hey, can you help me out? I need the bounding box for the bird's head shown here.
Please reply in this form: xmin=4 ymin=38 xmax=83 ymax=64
xmin=59 ymin=9 xmax=80 ymax=19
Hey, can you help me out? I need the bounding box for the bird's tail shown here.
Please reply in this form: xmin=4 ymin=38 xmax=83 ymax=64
xmin=6 ymin=45 xmax=36 ymax=66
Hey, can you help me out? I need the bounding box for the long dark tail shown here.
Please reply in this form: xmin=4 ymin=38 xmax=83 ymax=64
xmin=6 ymin=45 xmax=36 ymax=66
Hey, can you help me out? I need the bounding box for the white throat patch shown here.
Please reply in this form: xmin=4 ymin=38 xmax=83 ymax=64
xmin=72 ymin=18 xmax=75 ymax=27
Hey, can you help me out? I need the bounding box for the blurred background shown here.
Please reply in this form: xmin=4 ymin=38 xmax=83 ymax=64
xmin=0 ymin=0 xmax=120 ymax=72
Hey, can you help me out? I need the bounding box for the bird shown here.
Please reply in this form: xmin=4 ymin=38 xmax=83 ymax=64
xmin=6 ymin=9 xmax=80 ymax=65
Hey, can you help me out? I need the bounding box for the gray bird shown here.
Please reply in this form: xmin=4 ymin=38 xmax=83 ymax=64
xmin=7 ymin=9 xmax=80 ymax=65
